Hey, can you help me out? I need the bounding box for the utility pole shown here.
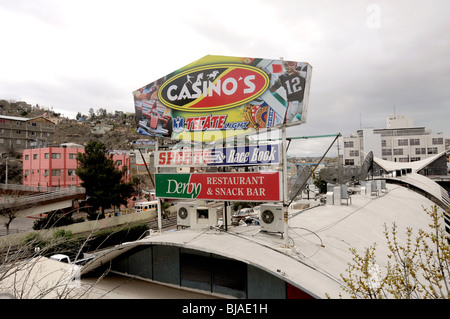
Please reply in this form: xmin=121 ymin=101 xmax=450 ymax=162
xmin=5 ymin=157 xmax=8 ymax=185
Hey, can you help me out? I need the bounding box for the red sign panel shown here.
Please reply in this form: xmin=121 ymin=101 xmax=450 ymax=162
xmin=155 ymin=172 xmax=281 ymax=202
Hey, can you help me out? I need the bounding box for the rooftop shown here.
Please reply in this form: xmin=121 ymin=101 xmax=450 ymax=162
xmin=78 ymin=181 xmax=446 ymax=299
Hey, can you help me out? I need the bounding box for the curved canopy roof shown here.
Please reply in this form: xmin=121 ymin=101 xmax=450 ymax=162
xmin=80 ymin=183 xmax=445 ymax=299
xmin=373 ymin=150 xmax=448 ymax=173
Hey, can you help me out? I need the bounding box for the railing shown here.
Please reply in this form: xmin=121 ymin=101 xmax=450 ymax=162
xmin=0 ymin=183 xmax=80 ymax=194
xmin=0 ymin=184 xmax=86 ymax=210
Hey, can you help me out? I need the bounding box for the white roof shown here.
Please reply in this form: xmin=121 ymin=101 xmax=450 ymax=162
xmin=60 ymin=143 xmax=84 ymax=148
xmin=0 ymin=114 xmax=55 ymax=124
xmin=388 ymin=172 xmax=450 ymax=207
xmin=0 ymin=114 xmax=29 ymax=121
xmin=0 ymin=257 xmax=81 ymax=298
xmin=81 ymin=182 xmax=445 ymax=299
xmin=373 ymin=150 xmax=448 ymax=173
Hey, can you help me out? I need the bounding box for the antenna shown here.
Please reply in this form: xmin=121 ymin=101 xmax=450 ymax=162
xmin=288 ymin=165 xmax=311 ymax=202
xmin=393 ymin=94 xmax=396 ymax=116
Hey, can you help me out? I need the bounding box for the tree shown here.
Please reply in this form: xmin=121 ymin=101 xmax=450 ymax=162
xmin=96 ymin=107 xmax=107 ymax=118
xmin=88 ymin=108 xmax=95 ymax=120
xmin=337 ymin=205 xmax=450 ymax=299
xmin=313 ymin=171 xmax=327 ymax=194
xmin=0 ymin=190 xmax=35 ymax=235
xmin=75 ymin=141 xmax=134 ymax=218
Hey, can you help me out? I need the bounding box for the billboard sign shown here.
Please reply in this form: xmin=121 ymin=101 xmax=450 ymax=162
xmin=155 ymin=144 xmax=279 ymax=167
xmin=155 ymin=172 xmax=281 ymax=201
xmin=133 ymin=55 xmax=312 ymax=142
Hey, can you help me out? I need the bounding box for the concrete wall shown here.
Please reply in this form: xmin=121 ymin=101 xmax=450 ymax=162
xmin=0 ymin=210 xmax=157 ymax=248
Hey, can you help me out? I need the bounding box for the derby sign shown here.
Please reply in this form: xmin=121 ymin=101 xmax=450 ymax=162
xmin=155 ymin=172 xmax=281 ymax=201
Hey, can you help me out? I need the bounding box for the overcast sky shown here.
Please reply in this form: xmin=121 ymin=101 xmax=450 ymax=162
xmin=0 ymin=0 xmax=449 ymax=156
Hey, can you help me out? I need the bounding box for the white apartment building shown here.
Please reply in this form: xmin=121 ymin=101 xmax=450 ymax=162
xmin=343 ymin=115 xmax=446 ymax=166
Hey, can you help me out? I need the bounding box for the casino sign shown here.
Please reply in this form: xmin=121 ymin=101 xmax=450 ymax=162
xmin=133 ymin=55 xmax=312 ymax=142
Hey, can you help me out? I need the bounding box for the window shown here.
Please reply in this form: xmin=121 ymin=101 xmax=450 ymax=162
xmin=345 ymin=159 xmax=355 ymax=165
xmin=31 ymin=122 xmax=37 ymax=126
xmin=432 ymin=138 xmax=443 ymax=145
xmin=52 ymin=169 xmax=61 ymax=176
xmin=69 ymin=153 xmax=77 ymax=159
xmin=180 ymin=251 xmax=211 ymax=291
xmin=44 ymin=153 xmax=49 ymax=159
xmin=393 ymin=149 xmax=403 ymax=155
xmin=416 ymin=148 xmax=426 ymax=155
xmin=349 ymin=150 xmax=359 ymax=157
xmin=52 ymin=153 xmax=61 ymax=159
xmin=116 ymin=160 xmax=122 ymax=165
xmin=68 ymin=169 xmax=76 ymax=176
xmin=43 ymin=170 xmax=49 ymax=176
xmin=344 ymin=141 xmax=354 ymax=148
xmin=381 ymin=140 xmax=386 ymax=147
xmin=179 ymin=249 xmax=246 ymax=298
xmin=25 ymin=155 xmax=29 ymax=160
xmin=427 ymin=147 xmax=438 ymax=154
xmin=410 ymin=157 xmax=421 ymax=162
xmin=16 ymin=130 xmax=22 ymax=134
xmin=382 ymin=149 xmax=392 ymax=156
xmin=398 ymin=157 xmax=409 ymax=162
xmin=410 ymin=138 xmax=420 ymax=146
xmin=212 ymin=256 xmax=246 ymax=295
xmin=33 ymin=154 xmax=38 ymax=160
xmin=398 ymin=139 xmax=408 ymax=146
xmin=24 ymin=170 xmax=29 ymax=176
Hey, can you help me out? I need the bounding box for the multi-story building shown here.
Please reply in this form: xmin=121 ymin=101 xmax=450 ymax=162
xmin=22 ymin=144 xmax=131 ymax=188
xmin=343 ymin=115 xmax=446 ymax=170
xmin=0 ymin=115 xmax=55 ymax=155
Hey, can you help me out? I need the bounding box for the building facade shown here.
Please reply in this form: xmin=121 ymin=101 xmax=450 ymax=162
xmin=343 ymin=115 xmax=446 ymax=167
xmin=22 ymin=144 xmax=131 ymax=188
xmin=0 ymin=115 xmax=55 ymax=155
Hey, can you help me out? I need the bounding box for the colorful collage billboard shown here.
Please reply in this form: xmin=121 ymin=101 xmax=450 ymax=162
xmin=133 ymin=55 xmax=312 ymax=142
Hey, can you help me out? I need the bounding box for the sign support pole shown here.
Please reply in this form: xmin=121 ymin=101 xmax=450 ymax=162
xmin=282 ymin=125 xmax=289 ymax=248
xmin=155 ymin=138 xmax=162 ymax=233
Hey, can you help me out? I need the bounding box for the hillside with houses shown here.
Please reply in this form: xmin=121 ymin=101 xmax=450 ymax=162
xmin=0 ymin=99 xmax=142 ymax=184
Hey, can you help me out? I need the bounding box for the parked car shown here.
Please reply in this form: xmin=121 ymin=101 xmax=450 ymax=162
xmin=49 ymin=253 xmax=95 ymax=266
xmin=231 ymin=207 xmax=259 ymax=225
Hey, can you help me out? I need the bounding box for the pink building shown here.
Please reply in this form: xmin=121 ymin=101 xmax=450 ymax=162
xmin=22 ymin=145 xmax=131 ymax=188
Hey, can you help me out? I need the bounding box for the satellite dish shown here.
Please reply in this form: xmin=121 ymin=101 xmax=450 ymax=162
xmin=288 ymin=165 xmax=312 ymax=201
xmin=359 ymin=151 xmax=373 ymax=181
xmin=178 ymin=207 xmax=188 ymax=219
xmin=261 ymin=209 xmax=275 ymax=224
